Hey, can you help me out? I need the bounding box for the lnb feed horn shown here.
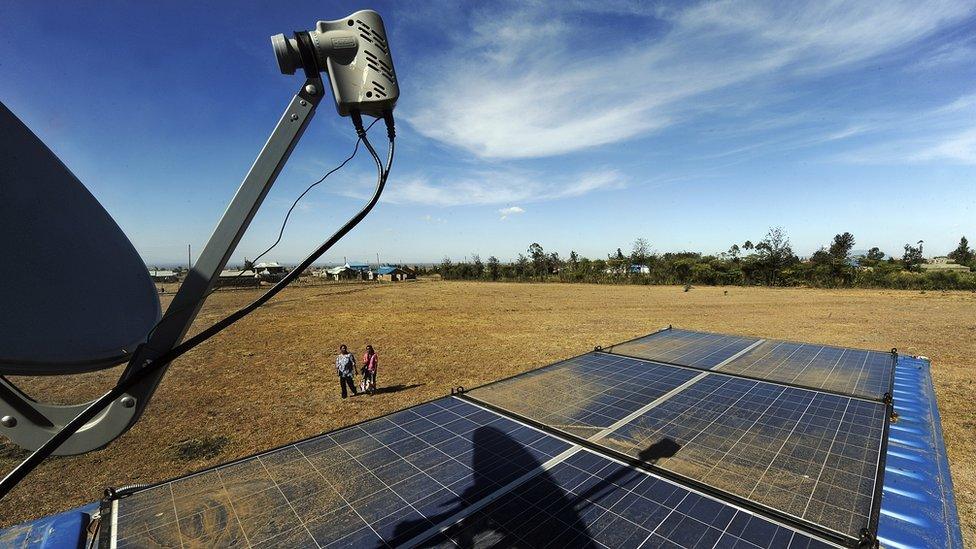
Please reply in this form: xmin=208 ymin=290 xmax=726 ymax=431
xmin=272 ymin=9 xmax=398 ymax=118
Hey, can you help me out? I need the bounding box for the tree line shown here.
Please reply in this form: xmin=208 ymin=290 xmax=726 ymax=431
xmin=423 ymin=229 xmax=976 ymax=291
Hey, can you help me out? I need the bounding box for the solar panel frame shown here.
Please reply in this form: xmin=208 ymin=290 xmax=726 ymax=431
xmin=459 ymin=353 xmax=891 ymax=547
xmin=606 ymin=327 xmax=897 ymax=403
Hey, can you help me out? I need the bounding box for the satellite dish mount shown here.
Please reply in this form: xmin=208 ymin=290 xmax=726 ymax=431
xmin=0 ymin=9 xmax=398 ymax=457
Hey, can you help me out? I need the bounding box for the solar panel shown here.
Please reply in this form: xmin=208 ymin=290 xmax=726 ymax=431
xmin=599 ymin=375 xmax=887 ymax=541
xmin=465 ymin=354 xmax=887 ymax=543
xmin=103 ymin=394 xmax=834 ymax=549
xmin=467 ymin=353 xmax=700 ymax=438
xmin=710 ymin=340 xmax=895 ymax=401
xmin=432 ymin=450 xmax=835 ymax=549
xmin=609 ymin=328 xmax=762 ymax=369
xmin=608 ymin=328 xmax=895 ymax=401
xmin=107 ymin=398 xmax=573 ymax=548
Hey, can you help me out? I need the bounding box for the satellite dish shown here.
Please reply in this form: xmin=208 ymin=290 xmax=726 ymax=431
xmin=0 ymin=102 xmax=161 ymax=375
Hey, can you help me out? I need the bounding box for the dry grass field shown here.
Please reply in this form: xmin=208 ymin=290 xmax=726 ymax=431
xmin=2 ymin=281 xmax=973 ymax=544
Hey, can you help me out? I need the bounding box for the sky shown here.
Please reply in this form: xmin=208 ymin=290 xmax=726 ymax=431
xmin=2 ymin=1 xmax=975 ymax=265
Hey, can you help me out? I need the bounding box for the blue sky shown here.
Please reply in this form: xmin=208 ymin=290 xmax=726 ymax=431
xmin=2 ymin=1 xmax=975 ymax=265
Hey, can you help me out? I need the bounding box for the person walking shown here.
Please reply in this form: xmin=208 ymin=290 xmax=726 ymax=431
xmin=361 ymin=344 xmax=378 ymax=395
xmin=336 ymin=344 xmax=358 ymax=398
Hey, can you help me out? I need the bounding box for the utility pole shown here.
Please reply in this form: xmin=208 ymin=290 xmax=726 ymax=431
xmin=376 ymin=252 xmax=380 ymax=265
xmin=187 ymin=244 xmax=191 ymax=271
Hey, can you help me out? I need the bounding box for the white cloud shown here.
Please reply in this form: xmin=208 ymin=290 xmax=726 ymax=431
xmin=342 ymin=169 xmax=626 ymax=207
xmin=403 ymin=1 xmax=970 ymax=159
xmin=912 ymin=128 xmax=976 ymax=164
xmin=498 ymin=206 xmax=525 ymax=220
xmin=831 ymin=94 xmax=976 ymax=165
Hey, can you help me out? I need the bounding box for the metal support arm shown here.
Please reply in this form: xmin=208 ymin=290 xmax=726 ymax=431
xmin=0 ymin=78 xmax=325 ymax=454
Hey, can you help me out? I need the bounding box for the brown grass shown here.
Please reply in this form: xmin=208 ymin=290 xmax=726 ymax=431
xmin=1 ymin=281 xmax=973 ymax=544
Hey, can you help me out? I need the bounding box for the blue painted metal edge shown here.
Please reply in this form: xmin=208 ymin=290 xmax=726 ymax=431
xmin=0 ymin=502 xmax=96 ymax=548
xmin=877 ymin=355 xmax=964 ymax=549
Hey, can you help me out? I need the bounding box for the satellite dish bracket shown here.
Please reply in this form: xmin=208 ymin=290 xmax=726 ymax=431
xmin=0 ymin=76 xmax=326 ymax=454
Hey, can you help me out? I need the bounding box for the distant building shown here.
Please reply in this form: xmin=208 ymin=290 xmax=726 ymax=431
xmin=148 ymin=269 xmax=179 ymax=283
xmin=254 ymin=261 xmax=288 ymax=282
xmin=921 ymin=257 xmax=970 ymax=272
xmin=374 ymin=265 xmax=416 ymax=282
xmin=322 ymin=263 xmax=372 ymax=281
xmin=215 ymin=269 xmax=260 ymax=287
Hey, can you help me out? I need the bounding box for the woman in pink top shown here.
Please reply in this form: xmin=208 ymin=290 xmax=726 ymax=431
xmin=361 ymin=345 xmax=378 ymax=395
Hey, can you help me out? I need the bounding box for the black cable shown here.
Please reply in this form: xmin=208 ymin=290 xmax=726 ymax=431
xmin=0 ymin=113 xmax=395 ymax=500
xmin=142 ymin=118 xmax=380 ymax=344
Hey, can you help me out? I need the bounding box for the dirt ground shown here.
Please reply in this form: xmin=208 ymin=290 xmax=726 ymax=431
xmin=2 ymin=281 xmax=973 ymax=544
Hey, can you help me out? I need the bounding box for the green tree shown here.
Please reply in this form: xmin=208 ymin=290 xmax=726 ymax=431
xmin=948 ymin=236 xmax=973 ymax=265
xmin=902 ymin=243 xmax=924 ymax=272
xmin=728 ymin=243 xmax=741 ymax=261
xmin=487 ymin=256 xmax=500 ymax=280
xmin=548 ymin=251 xmax=562 ymax=274
xmin=527 ymin=243 xmax=546 ymax=279
xmin=754 ymin=227 xmax=796 ymax=285
xmin=631 ymin=238 xmax=651 ymax=268
xmin=515 ymin=253 xmax=530 ymax=279
xmin=471 ymin=254 xmax=484 ymax=279
xmin=828 ymin=232 xmax=855 ymax=261
xmin=866 ymin=247 xmax=885 ymax=261
xmin=439 ymin=256 xmax=454 ymax=279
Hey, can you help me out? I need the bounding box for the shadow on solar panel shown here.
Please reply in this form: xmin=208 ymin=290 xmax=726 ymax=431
xmin=465 ymin=351 xmax=888 ymax=545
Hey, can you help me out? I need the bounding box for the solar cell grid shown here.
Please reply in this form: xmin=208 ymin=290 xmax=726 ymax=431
xmin=714 ymin=340 xmax=894 ymax=401
xmin=432 ymin=450 xmax=835 ymax=549
xmin=110 ymin=398 xmax=572 ymax=548
xmin=467 ymin=353 xmax=700 ymax=438
xmin=607 ymin=328 xmax=895 ymax=401
xmin=609 ymin=329 xmax=762 ymax=369
xmin=600 ymin=375 xmax=887 ymax=540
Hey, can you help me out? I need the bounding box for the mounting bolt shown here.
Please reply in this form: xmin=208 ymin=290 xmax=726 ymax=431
xmin=305 ymin=84 xmax=317 ymax=95
xmin=290 ymin=113 xmax=299 ymax=121
xmin=1 ymin=415 xmax=16 ymax=428
xmin=300 ymin=99 xmax=307 ymax=106
xmin=120 ymin=396 xmax=136 ymax=408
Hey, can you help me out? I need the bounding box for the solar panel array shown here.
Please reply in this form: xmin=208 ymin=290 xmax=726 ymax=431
xmin=466 ymin=354 xmax=886 ymax=541
xmin=609 ymin=328 xmax=895 ymax=401
xmin=103 ymin=396 xmax=835 ymax=549
xmin=104 ymin=328 xmax=891 ymax=548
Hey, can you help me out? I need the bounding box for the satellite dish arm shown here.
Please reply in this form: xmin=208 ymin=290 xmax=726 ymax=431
xmin=0 ymin=76 xmax=326 ymax=455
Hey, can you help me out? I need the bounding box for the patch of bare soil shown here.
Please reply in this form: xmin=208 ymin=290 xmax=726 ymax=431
xmin=2 ymin=281 xmax=973 ymax=544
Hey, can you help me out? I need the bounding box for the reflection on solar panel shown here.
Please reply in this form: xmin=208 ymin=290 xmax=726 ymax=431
xmin=465 ymin=353 xmax=887 ymax=543
xmin=608 ymin=328 xmax=895 ymax=401
xmin=610 ymin=328 xmax=761 ymax=369
xmin=433 ymin=450 xmax=834 ymax=549
xmin=109 ymin=398 xmax=572 ymax=548
xmin=712 ymin=340 xmax=894 ymax=401
xmin=466 ymin=353 xmax=700 ymax=438
xmin=105 ymin=394 xmax=832 ymax=549
xmin=600 ymin=375 xmax=887 ymax=541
